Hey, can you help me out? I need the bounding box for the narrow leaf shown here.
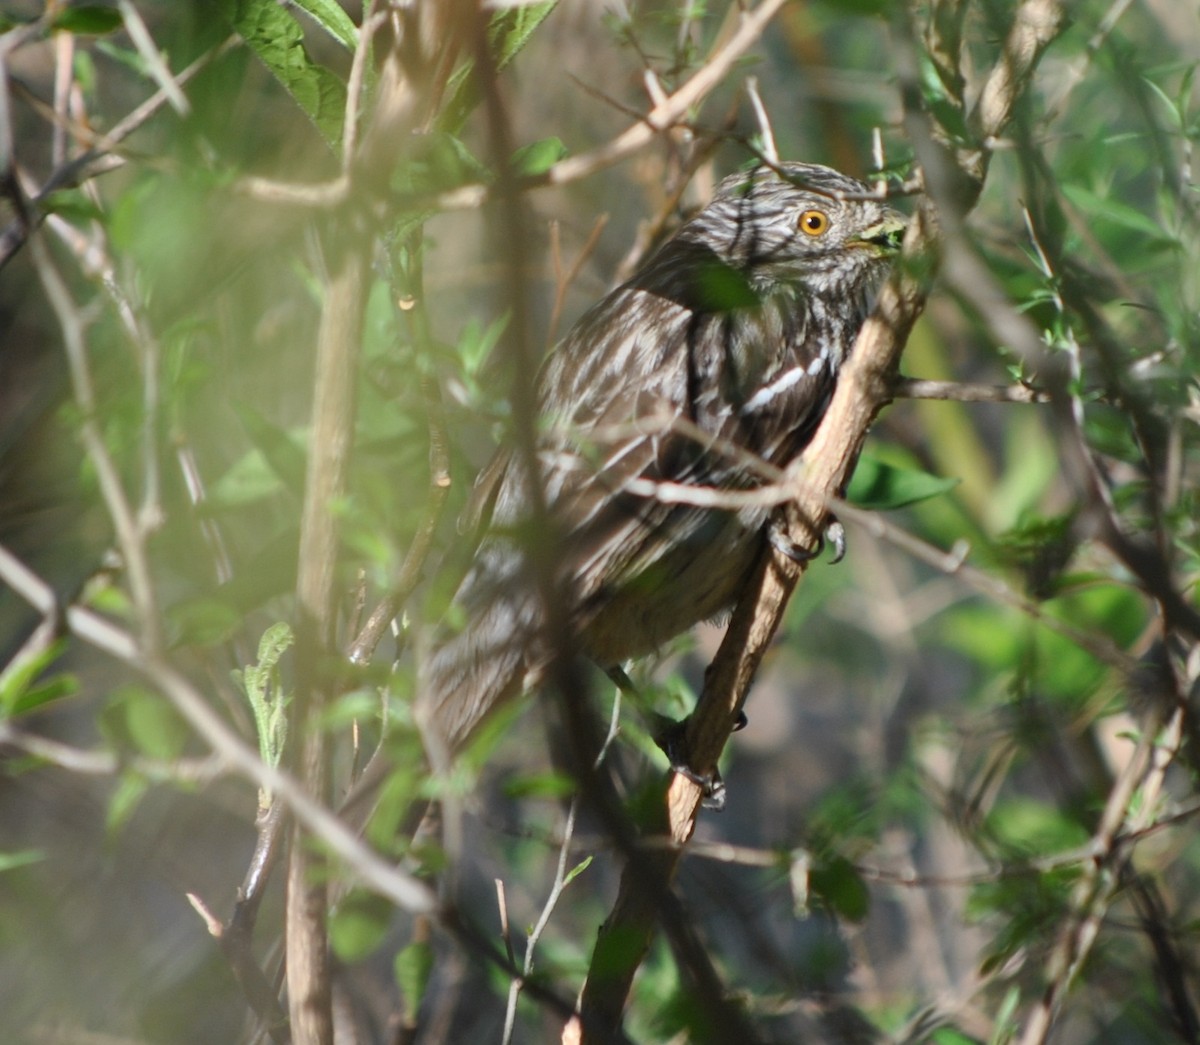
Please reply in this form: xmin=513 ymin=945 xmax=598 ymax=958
xmin=291 ymin=0 xmax=358 ymax=51
xmin=53 ymin=5 xmax=123 ymax=34
xmin=848 ymin=455 xmax=960 ymax=510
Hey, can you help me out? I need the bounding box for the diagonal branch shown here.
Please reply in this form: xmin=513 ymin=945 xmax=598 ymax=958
xmin=578 ymin=202 xmax=935 ymax=1040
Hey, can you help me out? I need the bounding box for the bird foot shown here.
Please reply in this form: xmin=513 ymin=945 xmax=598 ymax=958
xmin=608 ymin=665 xmax=746 ymax=810
xmin=652 ymin=712 xmax=746 ymax=811
xmin=768 ymin=515 xmax=846 ymax=565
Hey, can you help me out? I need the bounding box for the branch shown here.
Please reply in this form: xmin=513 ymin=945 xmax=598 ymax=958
xmin=578 ymin=204 xmax=935 ymax=1040
xmin=285 ymin=219 xmax=368 ymax=1045
xmin=894 ymin=376 xmax=1047 ymax=403
xmin=0 ymin=720 xmax=222 ymax=782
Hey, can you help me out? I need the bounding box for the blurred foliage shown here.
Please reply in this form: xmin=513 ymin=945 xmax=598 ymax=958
xmin=0 ymin=1 xmax=1199 ymax=1043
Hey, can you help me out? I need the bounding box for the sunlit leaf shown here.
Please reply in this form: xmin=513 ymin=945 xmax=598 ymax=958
xmin=102 ymin=686 xmax=189 ymax=762
xmin=510 ymin=136 xmax=567 ymax=177
xmin=217 ymin=0 xmax=346 ymax=145
xmin=290 ymin=0 xmax=358 ymax=51
xmin=848 ymin=455 xmax=960 ymax=510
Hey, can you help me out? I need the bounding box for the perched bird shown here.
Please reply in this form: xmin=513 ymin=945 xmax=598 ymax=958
xmin=420 ymin=162 xmax=905 ymax=755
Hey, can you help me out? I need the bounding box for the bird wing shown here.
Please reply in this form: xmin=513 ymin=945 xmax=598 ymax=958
xmin=484 ymin=272 xmax=829 ymax=610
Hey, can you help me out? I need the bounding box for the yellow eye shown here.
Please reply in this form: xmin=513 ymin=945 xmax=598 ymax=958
xmin=798 ymin=209 xmax=829 ymax=236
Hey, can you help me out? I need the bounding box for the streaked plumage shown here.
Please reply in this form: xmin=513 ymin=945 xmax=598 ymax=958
xmin=421 ymin=163 xmax=905 ymax=750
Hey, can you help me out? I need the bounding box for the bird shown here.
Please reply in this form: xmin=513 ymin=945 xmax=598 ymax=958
xmin=418 ymin=161 xmax=905 ymax=758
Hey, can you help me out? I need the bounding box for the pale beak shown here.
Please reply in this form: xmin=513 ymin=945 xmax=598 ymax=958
xmin=853 ymin=214 xmax=907 ymax=254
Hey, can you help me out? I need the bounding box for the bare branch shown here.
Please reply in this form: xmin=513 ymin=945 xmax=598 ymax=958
xmin=117 ymin=1 xmax=190 ymax=115
xmin=0 ymin=720 xmax=223 ymax=782
xmin=28 ymin=234 xmax=161 ymax=649
xmin=894 ymin=376 xmax=1047 ymax=403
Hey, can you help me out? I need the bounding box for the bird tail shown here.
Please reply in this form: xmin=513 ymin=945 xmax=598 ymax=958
xmin=417 ymin=575 xmax=539 ymax=755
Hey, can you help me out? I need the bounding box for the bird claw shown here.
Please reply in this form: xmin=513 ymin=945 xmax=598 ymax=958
xmin=768 ymin=515 xmax=846 ymax=565
xmin=653 ymin=715 xmax=728 ymax=811
xmin=612 ymin=668 xmax=744 ymax=811
xmin=826 ymin=520 xmax=847 ymax=564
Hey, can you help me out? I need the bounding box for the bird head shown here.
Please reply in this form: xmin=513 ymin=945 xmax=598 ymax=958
xmin=681 ymin=162 xmax=907 ymax=295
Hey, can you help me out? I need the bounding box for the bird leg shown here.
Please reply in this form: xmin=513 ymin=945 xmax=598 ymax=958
xmin=604 ymin=664 xmax=745 ymax=811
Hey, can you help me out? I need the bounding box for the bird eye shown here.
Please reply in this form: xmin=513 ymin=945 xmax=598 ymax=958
xmin=798 ymin=209 xmax=830 ymax=236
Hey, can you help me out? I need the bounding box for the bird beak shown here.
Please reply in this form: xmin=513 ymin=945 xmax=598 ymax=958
xmin=852 ymin=214 xmax=907 ymax=255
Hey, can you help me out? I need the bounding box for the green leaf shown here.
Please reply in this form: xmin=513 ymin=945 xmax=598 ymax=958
xmin=986 ymin=797 xmax=1089 ymax=856
xmin=510 ymin=136 xmax=567 ymax=177
xmin=207 ymin=441 xmax=296 ymax=508
xmin=217 ymin=0 xmax=347 ymax=146
xmin=932 ymin=1030 xmax=982 ymax=1045
xmin=167 ymin=595 xmax=244 ymax=647
xmin=693 ymin=259 xmax=759 ymax=311
xmin=233 ymin=404 xmax=308 ymax=499
xmin=107 ymin=771 xmax=150 ymax=833
xmin=847 ymin=455 xmax=960 ymax=510
xmin=492 ymin=1 xmax=557 ymax=69
xmin=440 ymin=2 xmax=557 ymax=133
xmin=290 ymin=0 xmax=358 ymax=51
xmin=0 ymin=638 xmax=71 ymax=717
xmin=562 ymin=854 xmax=593 ymax=887
xmin=9 ymin=674 xmax=80 ymax=717
xmin=808 ymin=856 xmax=870 ymax=922
xmin=1060 ymin=183 xmax=1169 ymax=241
xmin=916 ymin=51 xmax=970 ymax=142
xmin=395 ymin=938 xmax=435 ymax=1024
xmin=52 ymin=5 xmax=123 ymax=35
xmin=41 ymin=188 xmax=105 ymax=224
xmin=988 ymin=986 xmax=1021 ymax=1045
xmin=103 ymin=685 xmax=189 ymax=762
xmin=231 ymin=623 xmax=293 ymax=772
xmin=330 ymin=891 xmax=392 ymax=961
xmin=503 ymin=770 xmax=575 ymax=800
xmin=393 ymin=131 xmax=490 ymax=196
xmin=0 ymin=849 xmax=46 ymax=874
xmin=814 ymin=0 xmax=890 ymax=15
xmin=457 ymin=314 xmax=509 ymax=379
xmin=995 ymin=512 xmax=1076 ymax=599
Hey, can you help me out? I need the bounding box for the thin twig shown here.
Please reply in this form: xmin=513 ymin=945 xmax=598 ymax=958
xmin=28 ymin=233 xmax=161 ymax=651
xmin=0 ymin=720 xmax=223 ymax=782
xmin=744 ymin=76 xmax=777 ymax=163
xmin=545 ymin=213 xmax=610 ymax=350
xmin=502 ymin=692 xmax=622 ymax=1044
xmin=117 ymin=1 xmax=189 ymax=115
